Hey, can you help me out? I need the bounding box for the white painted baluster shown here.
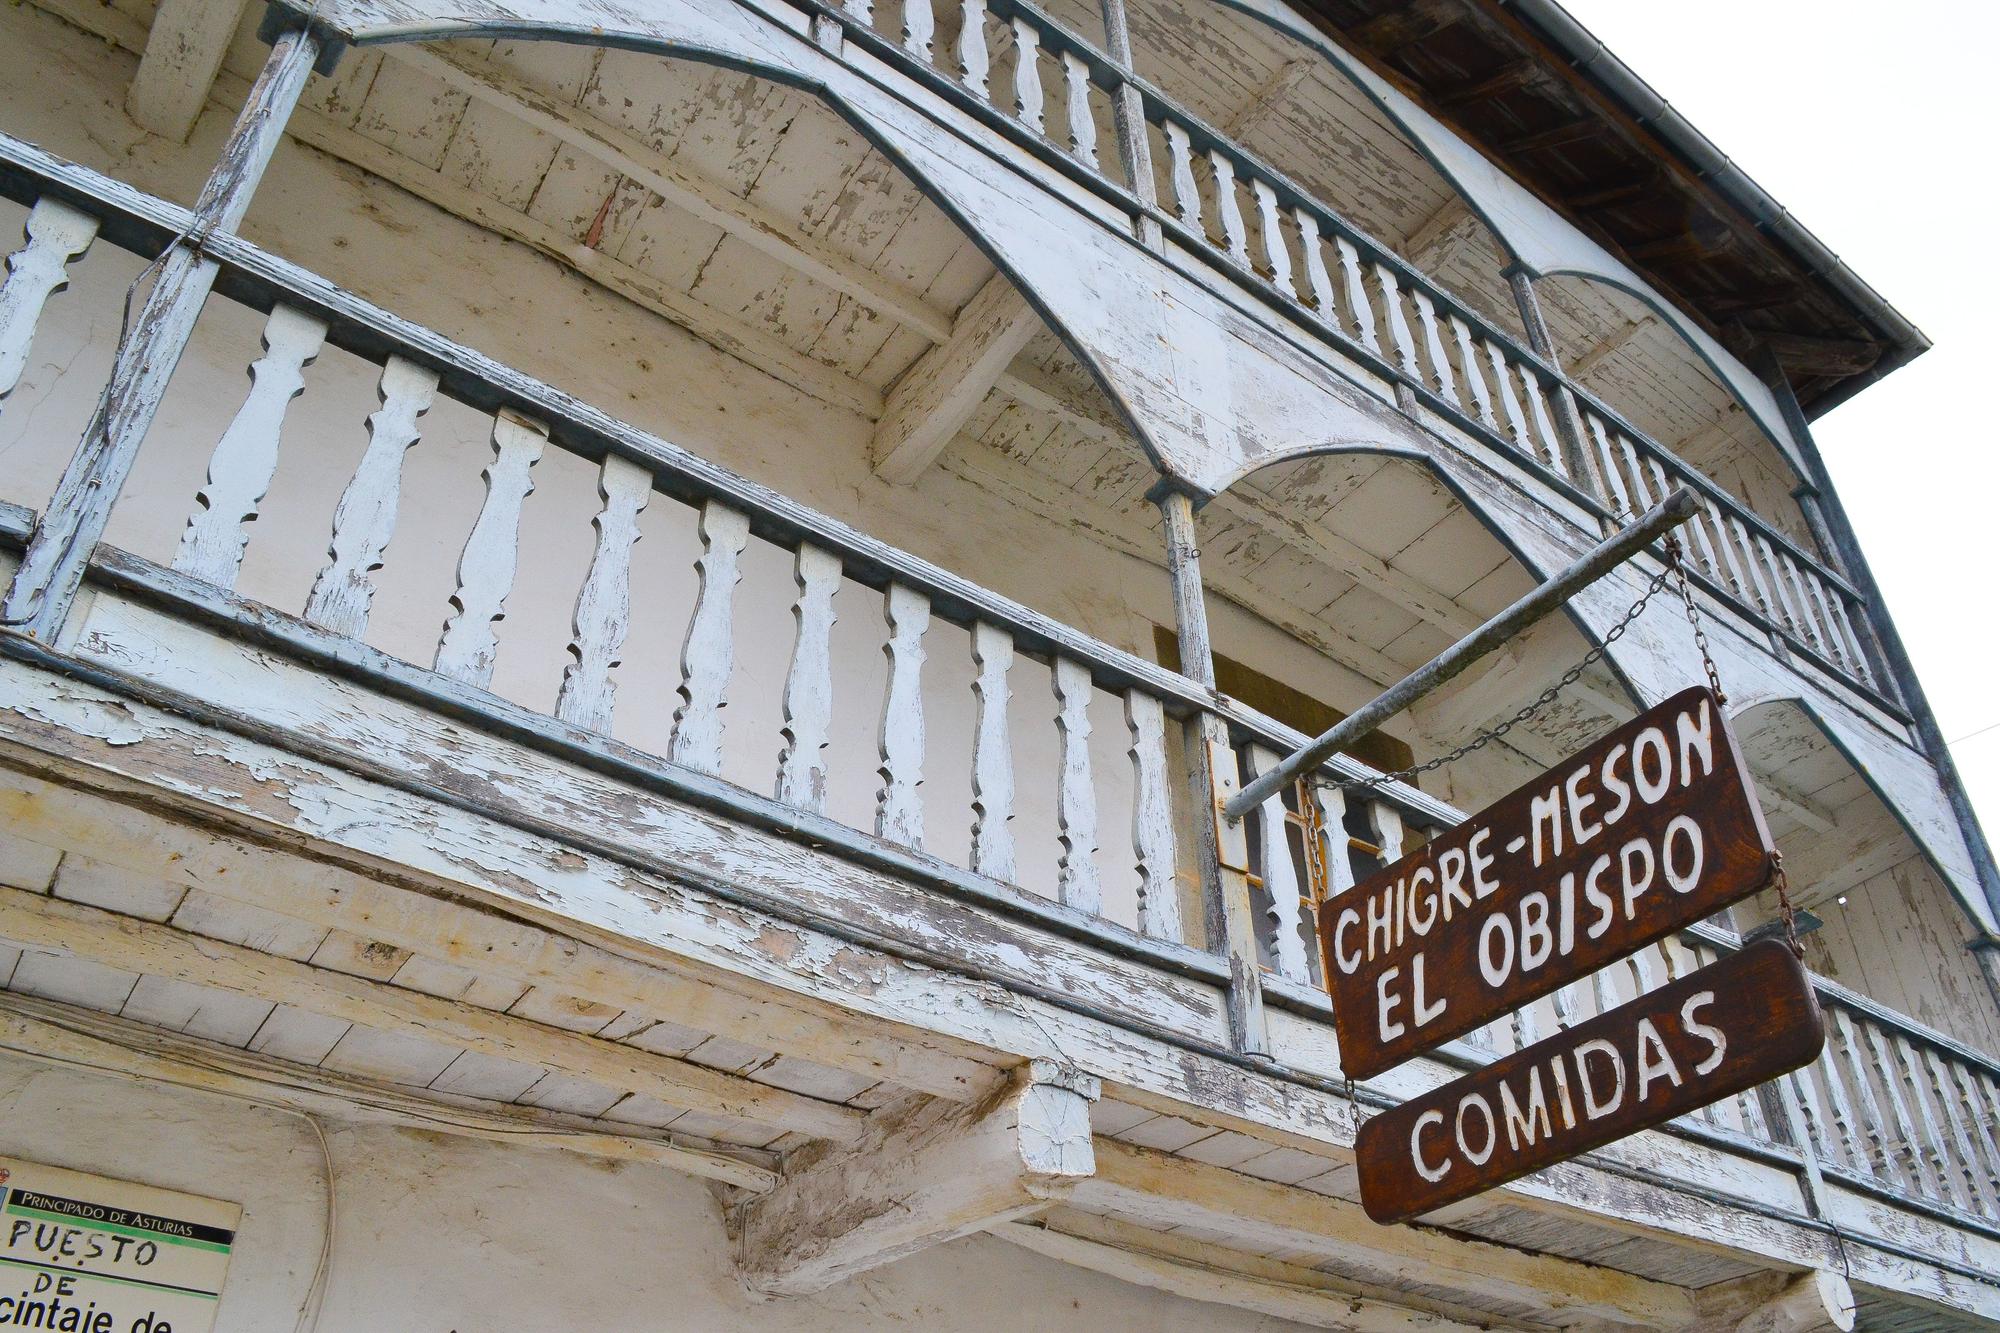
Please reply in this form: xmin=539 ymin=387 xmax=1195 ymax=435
xmin=1251 ymin=181 xmax=1292 ymax=295
xmin=776 ymin=544 xmax=842 ymax=812
xmin=1830 ymin=1010 xmax=1900 ymax=1182
xmin=1727 ymin=513 xmax=1780 ymax=617
xmin=1053 ymin=657 xmax=1103 ymax=915
xmin=1163 ymin=122 xmax=1200 ymax=228
xmin=1451 ymin=316 xmax=1495 ymax=429
xmin=1484 ymin=342 xmax=1532 ymax=452
xmin=1813 ymin=1035 xmax=1872 ymax=1177
xmin=1371 ymin=800 xmax=1405 ymax=863
xmin=1248 ymin=745 xmax=1307 ymax=984
xmin=1336 ymin=238 xmax=1380 ymax=353
xmin=1210 ymin=152 xmax=1250 ymax=268
xmin=1921 ymin=1048 xmax=1994 ymax=1213
xmin=304 ymin=356 xmax=438 ymax=638
xmin=956 ymin=0 xmax=990 ymax=97
xmin=1778 ymin=550 xmax=1830 ymax=655
xmin=1125 ymin=690 xmax=1180 ymax=942
xmin=969 ymin=622 xmax=1016 ymax=881
xmin=1584 ymin=417 xmax=1632 ymax=516
xmin=901 ymin=0 xmax=933 ymax=61
xmin=1519 ymin=370 xmax=1567 ymax=476
xmin=1946 ymin=1062 xmax=2000 ymax=1206
xmin=1372 ymin=263 xmax=1419 ymax=379
xmin=1800 ymin=572 xmax=1851 ymax=671
xmin=1311 ymin=784 xmax=1355 ymax=900
xmin=1061 ymin=53 xmax=1099 ymax=169
xmin=1756 ymin=534 xmax=1810 ymax=639
xmin=670 ymin=500 xmax=751 ymax=775
xmin=1891 ymin=1035 xmax=1965 ymax=1209
xmin=1410 ymin=291 xmax=1456 ymax=403
xmin=1011 ymin=19 xmax=1045 ymax=135
xmin=172 ymin=304 xmax=327 ymax=589
xmin=876 ymin=583 xmax=930 ymax=849
xmin=555 ymin=454 xmax=651 ymax=734
xmin=435 ymin=410 xmax=546 ymax=688
xmin=0 ymin=199 xmax=97 ymax=403
xmin=1295 ymin=211 xmax=1336 ymax=319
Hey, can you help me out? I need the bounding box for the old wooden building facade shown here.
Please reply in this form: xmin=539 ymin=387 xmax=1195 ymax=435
xmin=0 ymin=0 xmax=1994 ymax=1325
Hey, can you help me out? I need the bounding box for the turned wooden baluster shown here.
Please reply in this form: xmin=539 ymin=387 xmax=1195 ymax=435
xmin=956 ymin=0 xmax=990 ymax=98
xmin=969 ymin=622 xmax=1016 ymax=881
xmin=1842 ymin=1009 xmax=1932 ymax=1195
xmin=0 ymin=198 xmax=97 ymax=405
xmin=1450 ymin=316 xmax=1495 ymax=431
xmin=1518 ymin=370 xmax=1568 ymax=478
xmin=1944 ymin=1061 xmax=2000 ymax=1207
xmin=1371 ymin=263 xmax=1420 ymax=380
xmin=1162 ymin=122 xmax=1201 ymax=229
xmin=1125 ymin=690 xmax=1180 ymax=942
xmin=435 ymin=410 xmax=547 ymax=688
xmin=1887 ymin=1033 xmax=1967 ymax=1209
xmin=876 ymin=583 xmax=930 ymax=849
xmin=1251 ymin=181 xmax=1292 ymax=296
xmin=1011 ymin=19 xmax=1045 ymax=136
xmin=1336 ymin=239 xmax=1380 ymax=354
xmin=172 ymin=304 xmax=327 ymax=590
xmin=776 ymin=544 xmax=842 ymax=813
xmin=1053 ymin=657 xmax=1103 ymax=916
xmin=304 ymin=356 xmax=439 ymax=639
xmin=901 ymin=0 xmax=934 ymax=61
xmin=1810 ymin=1028 xmax=1873 ymax=1178
xmin=555 ymin=454 xmax=651 ymax=735
xmin=1920 ymin=1047 xmax=1996 ymax=1214
xmin=669 ymin=500 xmax=751 ymax=777
xmin=1410 ymin=291 xmax=1456 ymax=405
xmin=1484 ymin=341 xmax=1532 ymax=453
xmin=1295 ymin=211 xmax=1336 ymax=320
xmin=1210 ymin=152 xmax=1250 ymax=268
xmin=1584 ymin=417 xmax=1633 ymax=516
xmin=1061 ymin=53 xmax=1099 ymax=169
xmin=1247 ymin=745 xmax=1307 ymax=983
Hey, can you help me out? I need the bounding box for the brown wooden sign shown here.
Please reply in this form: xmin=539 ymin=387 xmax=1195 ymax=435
xmin=1355 ymin=938 xmax=1824 ymax=1223
xmin=1319 ymin=687 xmax=1775 ymax=1081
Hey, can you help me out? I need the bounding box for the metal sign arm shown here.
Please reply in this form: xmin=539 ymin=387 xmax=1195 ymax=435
xmin=1223 ymin=487 xmax=1698 ymax=822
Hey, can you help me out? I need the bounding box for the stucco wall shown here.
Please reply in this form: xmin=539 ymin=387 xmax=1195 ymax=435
xmin=0 ymin=1051 xmax=1316 ymax=1331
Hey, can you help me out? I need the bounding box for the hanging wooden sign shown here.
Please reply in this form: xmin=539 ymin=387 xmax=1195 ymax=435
xmin=1354 ymin=938 xmax=1824 ymax=1223
xmin=1318 ymin=687 xmax=1775 ymax=1081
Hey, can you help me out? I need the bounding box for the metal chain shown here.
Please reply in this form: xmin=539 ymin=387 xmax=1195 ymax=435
xmin=1315 ymin=561 xmax=1679 ymax=798
xmin=1666 ymin=534 xmax=1726 ymax=704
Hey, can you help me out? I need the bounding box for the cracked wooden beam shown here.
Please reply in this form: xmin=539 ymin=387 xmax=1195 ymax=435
xmin=0 ymin=992 xmax=780 ymax=1190
xmin=873 ymin=272 xmax=1041 ymax=483
xmin=125 ymin=0 xmax=249 ymax=141
xmin=1693 ymin=1270 xmax=1855 ymax=1333
xmin=994 ymin=1212 xmax=1510 ymax=1332
xmin=1083 ymin=1139 xmax=1700 ymax=1329
xmin=736 ymin=1060 xmax=1098 ymax=1294
xmin=0 ymin=884 xmax=869 ymax=1143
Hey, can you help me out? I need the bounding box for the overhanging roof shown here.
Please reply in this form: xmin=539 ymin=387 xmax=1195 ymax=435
xmin=1283 ymin=0 xmax=1930 ymax=417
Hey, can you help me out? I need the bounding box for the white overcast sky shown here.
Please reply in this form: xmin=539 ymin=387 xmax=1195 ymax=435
xmin=1556 ymin=0 xmax=2000 ymax=837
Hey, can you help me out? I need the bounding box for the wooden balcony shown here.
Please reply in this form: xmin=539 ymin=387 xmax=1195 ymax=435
xmin=0 ymin=131 xmax=1996 ymax=1327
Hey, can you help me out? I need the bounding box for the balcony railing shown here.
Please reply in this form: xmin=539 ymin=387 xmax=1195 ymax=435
xmin=806 ymin=0 xmax=1895 ymax=711
xmin=0 ymin=132 xmax=1988 ymax=1242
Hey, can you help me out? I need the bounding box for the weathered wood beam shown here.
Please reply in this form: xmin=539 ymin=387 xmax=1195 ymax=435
xmin=1496 ymin=118 xmax=1602 ymax=157
xmin=0 ymin=992 xmax=779 ymax=1190
xmin=873 ymin=273 xmax=1040 ymax=483
xmin=125 ymin=0 xmax=250 ymax=142
xmin=0 ymin=884 xmax=870 ymax=1143
xmin=737 ymin=1060 xmax=1098 ymax=1294
xmin=1082 ymin=1140 xmax=1702 ymax=1329
xmin=0 ymin=765 xmax=1003 ymax=1103
xmin=393 ymin=44 xmax=956 ymax=344
xmin=1566 ymin=315 xmax=1655 ymax=380
xmin=1346 ymin=0 xmax=1461 ymax=59
xmin=1437 ymin=60 xmax=1544 ymax=110
xmin=1399 ymin=197 xmax=1473 ymax=271
xmin=1757 ymin=331 xmax=1881 ymax=379
xmin=1693 ymin=1270 xmax=1855 ymax=1333
xmin=994 ymin=1213 xmax=1508 ymax=1332
xmin=1222 ymin=59 xmax=1313 ymax=137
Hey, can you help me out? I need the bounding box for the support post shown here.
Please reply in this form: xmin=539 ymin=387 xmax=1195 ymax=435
xmin=1508 ymin=267 xmax=1610 ymax=510
xmin=1 ymin=26 xmax=322 ymax=641
xmin=1154 ymin=483 xmax=1266 ymax=1054
xmin=1097 ymin=0 xmax=1162 ymax=249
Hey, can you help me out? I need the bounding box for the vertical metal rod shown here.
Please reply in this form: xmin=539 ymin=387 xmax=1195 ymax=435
xmin=1226 ymin=487 xmax=1698 ymax=821
xmin=1 ymin=27 xmax=321 ymax=641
